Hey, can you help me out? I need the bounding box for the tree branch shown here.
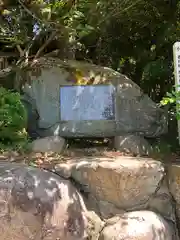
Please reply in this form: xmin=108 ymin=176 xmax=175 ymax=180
xmin=0 ymin=67 xmax=13 ymax=78
xmin=97 ymin=0 xmax=144 ymax=28
xmin=18 ymin=0 xmax=43 ymax=24
xmin=31 ymin=31 xmax=57 ymax=65
xmin=17 ymin=0 xmax=68 ymax=31
xmin=16 ymin=45 xmax=24 ymax=57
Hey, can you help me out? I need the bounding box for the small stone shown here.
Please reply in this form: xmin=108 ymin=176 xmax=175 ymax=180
xmin=30 ymin=136 xmax=66 ymax=154
xmin=114 ymin=134 xmax=152 ymax=156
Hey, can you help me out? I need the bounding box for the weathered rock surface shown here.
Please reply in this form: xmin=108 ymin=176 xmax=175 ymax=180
xmin=0 ymin=162 xmax=102 ymax=240
xmin=168 ymin=163 xmax=180 ymax=227
xmin=71 ymin=157 xmax=164 ymax=209
xmin=21 ymin=57 xmax=167 ymax=138
xmin=148 ymin=177 xmax=176 ymax=223
xmin=70 ymin=156 xmax=177 ymax=222
xmin=84 ymin=194 xmax=125 ymax=219
xmin=0 ymin=157 xmax=179 ymax=239
xmin=114 ymin=134 xmax=152 ymax=156
xmin=30 ymin=136 xmax=66 ymax=153
xmin=99 ymin=210 xmax=177 ymax=240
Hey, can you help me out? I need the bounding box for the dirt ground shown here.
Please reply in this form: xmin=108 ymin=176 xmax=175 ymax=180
xmin=0 ymin=138 xmax=134 ymax=169
xmin=0 ymin=139 xmax=179 ymax=171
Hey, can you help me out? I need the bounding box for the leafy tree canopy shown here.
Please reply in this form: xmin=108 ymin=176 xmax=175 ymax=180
xmin=0 ymin=0 xmax=180 ymax=101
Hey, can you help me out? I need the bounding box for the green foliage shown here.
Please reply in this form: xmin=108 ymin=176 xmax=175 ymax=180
xmin=0 ymin=87 xmax=28 ymax=148
xmin=0 ymin=0 xmax=180 ymax=104
xmin=161 ymin=85 xmax=180 ymax=119
xmin=141 ymin=59 xmax=172 ymax=101
xmin=0 ymin=0 xmax=96 ymax=53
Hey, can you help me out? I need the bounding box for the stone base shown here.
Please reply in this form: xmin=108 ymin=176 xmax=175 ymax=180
xmin=114 ymin=134 xmax=152 ymax=156
xmin=0 ymin=156 xmax=179 ymax=239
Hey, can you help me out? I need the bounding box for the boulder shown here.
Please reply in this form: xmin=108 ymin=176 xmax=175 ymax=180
xmin=70 ymin=156 xmax=176 ymax=222
xmin=30 ymin=136 xmax=66 ymax=153
xmin=71 ymin=157 xmax=165 ymax=210
xmin=0 ymin=162 xmax=102 ymax=240
xmin=21 ymin=57 xmax=167 ymax=138
xmin=148 ymin=177 xmax=176 ymax=223
xmin=99 ymin=210 xmax=177 ymax=240
xmin=55 ymin=161 xmax=76 ymax=179
xmin=114 ymin=134 xmax=152 ymax=156
xmin=168 ymin=163 xmax=180 ymax=226
xmin=84 ymin=194 xmax=125 ymax=219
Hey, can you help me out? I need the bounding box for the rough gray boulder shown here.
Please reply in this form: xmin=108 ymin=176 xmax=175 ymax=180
xmin=20 ymin=57 xmax=167 ymax=138
xmin=0 ymin=162 xmax=103 ymax=240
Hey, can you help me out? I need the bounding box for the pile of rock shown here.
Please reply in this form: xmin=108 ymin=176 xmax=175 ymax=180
xmin=0 ymin=155 xmax=180 ymax=239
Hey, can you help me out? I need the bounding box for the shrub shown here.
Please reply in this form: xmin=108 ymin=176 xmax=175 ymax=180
xmin=0 ymin=87 xmax=28 ymax=148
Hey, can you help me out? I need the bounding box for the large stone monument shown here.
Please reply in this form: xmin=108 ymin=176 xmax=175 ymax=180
xmin=20 ymin=57 xmax=167 ymax=153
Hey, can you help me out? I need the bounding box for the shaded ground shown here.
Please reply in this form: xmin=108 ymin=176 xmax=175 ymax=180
xmin=0 ymin=138 xmax=180 ymax=172
xmin=0 ymin=138 xmax=133 ymax=169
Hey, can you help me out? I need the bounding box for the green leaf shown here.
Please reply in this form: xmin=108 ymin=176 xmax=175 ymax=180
xmin=73 ymin=10 xmax=85 ymax=19
xmin=160 ymin=98 xmax=171 ymax=105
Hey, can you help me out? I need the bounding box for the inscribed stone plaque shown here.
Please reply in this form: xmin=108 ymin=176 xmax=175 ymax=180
xmin=60 ymin=85 xmax=115 ymax=121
